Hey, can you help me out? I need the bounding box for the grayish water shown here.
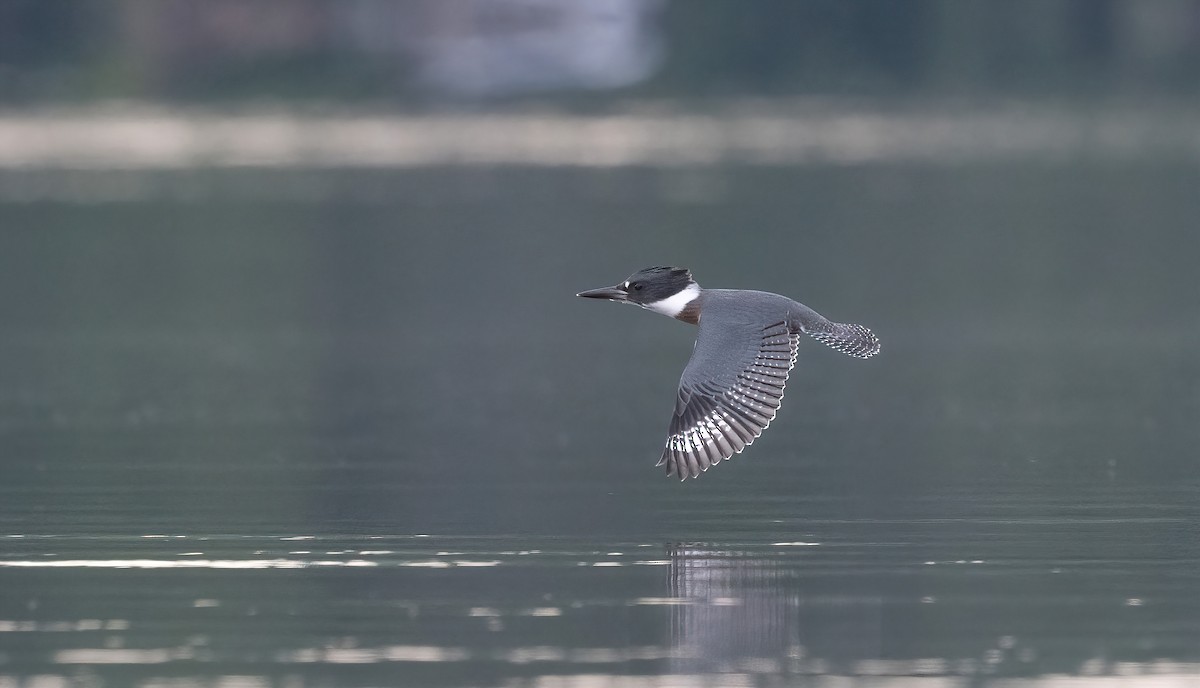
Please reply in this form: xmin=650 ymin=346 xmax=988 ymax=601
xmin=1 ymin=163 xmax=1198 ymax=686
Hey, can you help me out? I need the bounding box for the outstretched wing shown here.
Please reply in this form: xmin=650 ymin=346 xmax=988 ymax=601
xmin=658 ymin=320 xmax=799 ymax=480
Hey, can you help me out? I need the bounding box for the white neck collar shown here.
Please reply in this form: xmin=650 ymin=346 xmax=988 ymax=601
xmin=643 ymin=282 xmax=701 ymax=317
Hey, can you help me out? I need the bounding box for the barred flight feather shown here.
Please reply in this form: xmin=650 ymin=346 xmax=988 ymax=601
xmin=659 ymin=322 xmax=800 ymax=480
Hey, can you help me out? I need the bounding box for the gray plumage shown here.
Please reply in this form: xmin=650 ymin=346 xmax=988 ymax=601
xmin=578 ymin=268 xmax=879 ymax=481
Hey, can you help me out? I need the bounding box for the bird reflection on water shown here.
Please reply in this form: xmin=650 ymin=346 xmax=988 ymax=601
xmin=665 ymin=544 xmax=884 ymax=676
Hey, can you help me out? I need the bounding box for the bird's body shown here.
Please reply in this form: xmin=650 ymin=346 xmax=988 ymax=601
xmin=578 ymin=267 xmax=879 ymax=481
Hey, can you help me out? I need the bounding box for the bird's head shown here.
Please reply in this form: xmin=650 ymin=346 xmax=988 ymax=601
xmin=577 ymin=266 xmax=700 ymax=318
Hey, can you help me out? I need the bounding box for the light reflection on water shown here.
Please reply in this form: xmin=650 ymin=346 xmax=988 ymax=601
xmin=2 ymin=533 xmax=1198 ymax=685
xmin=0 ymin=559 xmax=381 ymax=569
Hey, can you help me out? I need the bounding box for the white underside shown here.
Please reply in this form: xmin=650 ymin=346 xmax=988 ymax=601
xmin=643 ymin=283 xmax=700 ymax=317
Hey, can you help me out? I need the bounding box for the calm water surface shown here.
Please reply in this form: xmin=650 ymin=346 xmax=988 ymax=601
xmin=1 ymin=164 xmax=1198 ymax=686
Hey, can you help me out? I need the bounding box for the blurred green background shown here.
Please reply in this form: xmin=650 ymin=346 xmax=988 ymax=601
xmin=4 ymin=0 xmax=1200 ymax=102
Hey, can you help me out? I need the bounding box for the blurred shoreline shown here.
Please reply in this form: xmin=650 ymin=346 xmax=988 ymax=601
xmin=3 ymin=100 xmax=1200 ymax=171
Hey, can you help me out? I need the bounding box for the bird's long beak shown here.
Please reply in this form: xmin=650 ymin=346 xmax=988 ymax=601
xmin=576 ymin=284 xmax=629 ymax=302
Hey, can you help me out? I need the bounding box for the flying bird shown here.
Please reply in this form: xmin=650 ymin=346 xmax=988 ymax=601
xmin=578 ymin=267 xmax=879 ymax=480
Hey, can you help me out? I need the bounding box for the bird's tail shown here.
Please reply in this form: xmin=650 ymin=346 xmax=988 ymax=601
xmin=806 ymin=321 xmax=880 ymax=359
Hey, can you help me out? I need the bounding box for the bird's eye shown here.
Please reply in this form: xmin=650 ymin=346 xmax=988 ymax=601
xmin=631 ymin=283 xmax=643 ymax=291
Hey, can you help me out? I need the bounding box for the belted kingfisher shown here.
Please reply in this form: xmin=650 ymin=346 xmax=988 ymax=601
xmin=578 ymin=266 xmax=879 ymax=481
